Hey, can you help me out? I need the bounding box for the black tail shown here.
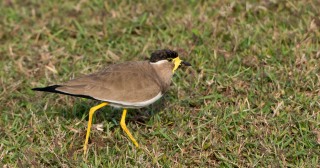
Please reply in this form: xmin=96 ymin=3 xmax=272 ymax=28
xmin=32 ymin=85 xmax=62 ymax=93
xmin=32 ymin=85 xmax=94 ymax=99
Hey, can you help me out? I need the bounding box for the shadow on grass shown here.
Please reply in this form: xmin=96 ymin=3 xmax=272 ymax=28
xmin=43 ymin=96 xmax=168 ymax=158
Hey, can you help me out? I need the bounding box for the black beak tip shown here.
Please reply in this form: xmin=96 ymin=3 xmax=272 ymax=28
xmin=182 ymin=61 xmax=191 ymax=66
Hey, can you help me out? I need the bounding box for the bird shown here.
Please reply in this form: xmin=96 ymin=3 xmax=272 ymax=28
xmin=32 ymin=49 xmax=191 ymax=154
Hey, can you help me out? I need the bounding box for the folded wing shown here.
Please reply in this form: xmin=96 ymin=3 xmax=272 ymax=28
xmin=54 ymin=61 xmax=163 ymax=104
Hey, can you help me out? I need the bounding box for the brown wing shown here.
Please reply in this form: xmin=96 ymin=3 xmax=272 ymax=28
xmin=56 ymin=61 xmax=163 ymax=103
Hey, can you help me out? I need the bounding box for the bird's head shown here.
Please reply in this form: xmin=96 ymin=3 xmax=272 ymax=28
xmin=149 ymin=49 xmax=191 ymax=72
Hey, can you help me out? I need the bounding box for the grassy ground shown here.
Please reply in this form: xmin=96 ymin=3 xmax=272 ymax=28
xmin=1 ymin=0 xmax=320 ymax=167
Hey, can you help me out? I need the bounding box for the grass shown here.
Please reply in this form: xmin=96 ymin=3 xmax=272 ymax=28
xmin=1 ymin=0 xmax=320 ymax=167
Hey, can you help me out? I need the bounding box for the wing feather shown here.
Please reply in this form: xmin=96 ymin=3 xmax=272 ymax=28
xmin=56 ymin=61 xmax=162 ymax=103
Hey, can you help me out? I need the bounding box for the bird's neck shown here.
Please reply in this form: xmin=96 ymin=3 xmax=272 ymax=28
xmin=150 ymin=61 xmax=174 ymax=90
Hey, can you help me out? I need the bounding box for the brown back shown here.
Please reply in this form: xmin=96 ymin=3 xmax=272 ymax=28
xmin=56 ymin=61 xmax=173 ymax=103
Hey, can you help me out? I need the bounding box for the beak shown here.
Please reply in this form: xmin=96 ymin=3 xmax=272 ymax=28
xmin=181 ymin=61 xmax=191 ymax=66
xmin=172 ymin=57 xmax=191 ymax=72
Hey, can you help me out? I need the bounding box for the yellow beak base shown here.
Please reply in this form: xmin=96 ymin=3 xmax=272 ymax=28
xmin=172 ymin=57 xmax=182 ymax=72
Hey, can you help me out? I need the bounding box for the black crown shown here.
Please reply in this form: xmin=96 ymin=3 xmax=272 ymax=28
xmin=150 ymin=49 xmax=178 ymax=63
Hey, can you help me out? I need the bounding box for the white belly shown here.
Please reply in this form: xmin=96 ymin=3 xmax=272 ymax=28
xmin=95 ymin=92 xmax=163 ymax=109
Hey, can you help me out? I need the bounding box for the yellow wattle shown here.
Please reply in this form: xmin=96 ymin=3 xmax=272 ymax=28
xmin=172 ymin=57 xmax=182 ymax=73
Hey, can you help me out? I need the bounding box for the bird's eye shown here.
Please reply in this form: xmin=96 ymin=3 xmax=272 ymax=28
xmin=167 ymin=58 xmax=173 ymax=61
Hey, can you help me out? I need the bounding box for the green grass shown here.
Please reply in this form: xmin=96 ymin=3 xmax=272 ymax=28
xmin=1 ymin=0 xmax=320 ymax=167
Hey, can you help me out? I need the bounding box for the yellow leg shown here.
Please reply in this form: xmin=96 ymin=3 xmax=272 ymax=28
xmin=120 ymin=109 xmax=139 ymax=148
xmin=83 ymin=102 xmax=108 ymax=154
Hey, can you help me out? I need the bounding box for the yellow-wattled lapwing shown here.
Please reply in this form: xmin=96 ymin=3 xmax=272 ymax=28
xmin=32 ymin=49 xmax=191 ymax=154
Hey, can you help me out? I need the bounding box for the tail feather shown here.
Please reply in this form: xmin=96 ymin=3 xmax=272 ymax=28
xmin=32 ymin=85 xmax=62 ymax=93
xmin=32 ymin=85 xmax=94 ymax=99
